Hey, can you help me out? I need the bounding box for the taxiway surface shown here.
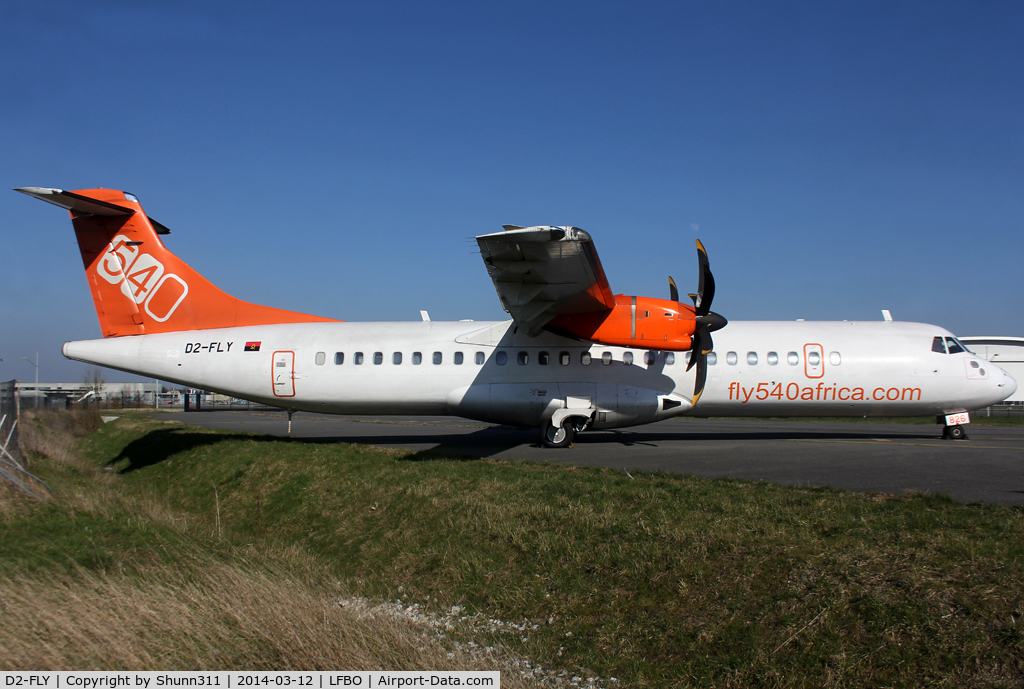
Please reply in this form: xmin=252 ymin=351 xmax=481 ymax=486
xmin=156 ymin=411 xmax=1024 ymax=505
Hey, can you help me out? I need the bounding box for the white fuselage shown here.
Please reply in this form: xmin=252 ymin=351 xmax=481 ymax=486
xmin=63 ymin=319 xmax=1017 ymax=429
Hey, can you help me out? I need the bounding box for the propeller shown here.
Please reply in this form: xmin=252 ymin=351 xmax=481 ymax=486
xmin=671 ymin=239 xmax=727 ymax=404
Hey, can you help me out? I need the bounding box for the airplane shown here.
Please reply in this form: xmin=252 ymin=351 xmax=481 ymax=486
xmin=15 ymin=186 xmax=1017 ymax=446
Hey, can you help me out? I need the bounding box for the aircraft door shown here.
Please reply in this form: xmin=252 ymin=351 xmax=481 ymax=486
xmin=272 ymin=350 xmax=296 ymax=397
xmin=803 ymin=343 xmax=824 ymax=379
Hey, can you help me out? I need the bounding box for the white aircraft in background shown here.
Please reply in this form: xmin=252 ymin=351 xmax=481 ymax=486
xmin=16 ymin=187 xmax=1016 ymax=446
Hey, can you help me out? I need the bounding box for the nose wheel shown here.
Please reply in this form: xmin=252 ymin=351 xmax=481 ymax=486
xmin=541 ymin=418 xmax=576 ymax=448
xmin=942 ymin=424 xmax=968 ymax=440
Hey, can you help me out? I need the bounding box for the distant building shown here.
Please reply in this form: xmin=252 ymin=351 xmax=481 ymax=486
xmin=960 ymin=337 xmax=1024 ymax=404
xmin=14 ymin=382 xmax=179 ymax=407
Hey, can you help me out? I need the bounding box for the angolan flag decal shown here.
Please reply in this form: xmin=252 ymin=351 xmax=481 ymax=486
xmin=244 ymin=342 xmax=261 ymax=352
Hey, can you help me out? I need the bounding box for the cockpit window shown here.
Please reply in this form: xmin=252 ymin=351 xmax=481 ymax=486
xmin=945 ymin=337 xmax=966 ymax=354
xmin=932 ymin=337 xmax=947 ymax=354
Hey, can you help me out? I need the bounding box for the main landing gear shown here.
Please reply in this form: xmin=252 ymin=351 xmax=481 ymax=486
xmin=540 ymin=413 xmax=593 ymax=448
xmin=942 ymin=424 xmax=968 ymax=440
xmin=541 ymin=418 xmax=575 ymax=448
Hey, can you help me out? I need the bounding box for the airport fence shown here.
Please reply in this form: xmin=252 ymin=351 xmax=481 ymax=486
xmin=0 ymin=379 xmax=51 ymax=499
xmin=979 ymin=404 xmax=1024 ymax=417
xmin=1 ymin=380 xmax=19 ymax=465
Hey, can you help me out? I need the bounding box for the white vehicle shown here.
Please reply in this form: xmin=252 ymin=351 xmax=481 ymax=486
xmin=17 ymin=187 xmax=1016 ymax=446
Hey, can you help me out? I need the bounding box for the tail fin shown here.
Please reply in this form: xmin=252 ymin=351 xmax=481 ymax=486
xmin=15 ymin=187 xmax=338 ymax=336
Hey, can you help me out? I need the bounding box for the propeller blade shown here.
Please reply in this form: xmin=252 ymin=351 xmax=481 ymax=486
xmin=686 ymin=324 xmax=714 ymax=372
xmin=692 ymin=352 xmax=708 ymax=404
xmin=669 ymin=276 xmax=679 ymax=303
xmin=687 ymin=323 xmax=714 ymax=403
xmin=694 ymin=239 xmax=716 ymax=317
xmin=685 ymin=240 xmax=722 ymax=404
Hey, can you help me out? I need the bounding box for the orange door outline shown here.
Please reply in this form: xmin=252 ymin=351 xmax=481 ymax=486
xmin=803 ymin=343 xmax=824 ymax=379
xmin=272 ymin=350 xmax=296 ymax=397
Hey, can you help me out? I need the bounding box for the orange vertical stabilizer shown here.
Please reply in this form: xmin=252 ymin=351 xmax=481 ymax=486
xmin=16 ymin=187 xmax=339 ymax=336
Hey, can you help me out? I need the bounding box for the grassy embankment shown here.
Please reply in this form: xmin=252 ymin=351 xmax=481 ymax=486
xmin=692 ymin=415 xmax=1024 ymax=425
xmin=3 ymin=411 xmax=1024 ymax=686
xmin=0 ymin=411 xmax=542 ymax=682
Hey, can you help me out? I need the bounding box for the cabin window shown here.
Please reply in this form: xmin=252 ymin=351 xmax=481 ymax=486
xmin=433 ymin=351 xmax=442 ymax=365
xmin=334 ymin=352 xmax=344 ymax=365
xmin=412 ymin=352 xmax=422 ymax=365
xmin=747 ymin=352 xmax=757 ymax=365
xmin=932 ymin=336 xmax=947 ymax=354
xmin=373 ymin=352 xmax=383 ymax=365
xmin=538 ymin=351 xmax=550 ymax=365
xmin=808 ymin=351 xmax=821 ymax=366
xmin=581 ymin=352 xmax=592 ymax=365
xmin=829 ymin=351 xmax=841 ymax=366
xmin=391 ymin=352 xmax=401 ymax=365
xmin=454 ymin=351 xmax=464 ymax=365
xmin=726 ymin=351 xmax=738 ymax=366
xmin=602 ymin=352 xmax=612 ymax=365
xmin=644 ymin=351 xmax=655 ymax=366
xmin=707 ymin=352 xmax=717 ymax=365
xmin=354 ymin=352 xmax=364 ymax=365
xmin=787 ymin=351 xmax=799 ymax=366
xmin=666 ymin=352 xmax=676 ymax=365
xmin=560 ymin=351 xmax=570 ymax=366
xmin=496 ymin=351 xmax=507 ymax=365
xmin=623 ymin=351 xmax=634 ymax=365
xmin=475 ymin=351 xmax=485 ymax=365
xmin=645 ymin=311 xmax=650 ymax=318
xmin=945 ymin=337 xmax=966 ymax=354
xmin=766 ymin=351 xmax=778 ymax=366
xmin=518 ymin=351 xmax=529 ymax=365
xmin=315 ymin=352 xmax=326 ymax=365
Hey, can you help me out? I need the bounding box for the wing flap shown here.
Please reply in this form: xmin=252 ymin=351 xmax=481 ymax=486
xmin=477 ymin=226 xmax=616 ymax=334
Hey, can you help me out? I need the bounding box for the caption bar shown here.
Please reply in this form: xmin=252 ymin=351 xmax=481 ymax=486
xmin=1 ymin=673 xmax=499 ymax=689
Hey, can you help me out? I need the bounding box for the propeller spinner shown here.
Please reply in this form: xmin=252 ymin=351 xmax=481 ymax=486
xmin=669 ymin=239 xmax=727 ymax=404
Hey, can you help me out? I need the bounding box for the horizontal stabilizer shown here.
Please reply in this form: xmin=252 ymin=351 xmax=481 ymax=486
xmin=15 ymin=187 xmax=171 ymax=234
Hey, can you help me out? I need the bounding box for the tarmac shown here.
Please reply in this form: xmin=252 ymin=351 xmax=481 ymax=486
xmin=155 ymin=411 xmax=1024 ymax=505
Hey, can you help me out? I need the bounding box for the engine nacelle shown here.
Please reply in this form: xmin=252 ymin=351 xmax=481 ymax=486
xmin=546 ymin=295 xmax=697 ymax=351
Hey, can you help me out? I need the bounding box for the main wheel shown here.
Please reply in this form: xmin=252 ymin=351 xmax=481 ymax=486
xmin=541 ymin=419 xmax=575 ymax=448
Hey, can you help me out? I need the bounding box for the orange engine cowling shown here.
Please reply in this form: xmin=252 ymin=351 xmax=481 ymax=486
xmin=546 ymin=295 xmax=697 ymax=351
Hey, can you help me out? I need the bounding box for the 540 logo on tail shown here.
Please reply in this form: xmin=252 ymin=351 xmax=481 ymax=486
xmin=98 ymin=235 xmax=189 ymax=323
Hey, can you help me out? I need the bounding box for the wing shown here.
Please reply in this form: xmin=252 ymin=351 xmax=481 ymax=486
xmin=476 ymin=225 xmax=616 ymax=334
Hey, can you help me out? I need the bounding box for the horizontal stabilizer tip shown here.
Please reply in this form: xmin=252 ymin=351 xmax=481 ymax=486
xmin=15 ymin=187 xmax=134 ymax=216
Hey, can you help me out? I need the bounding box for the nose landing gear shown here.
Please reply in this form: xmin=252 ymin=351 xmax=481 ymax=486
xmin=942 ymin=424 xmax=968 ymax=440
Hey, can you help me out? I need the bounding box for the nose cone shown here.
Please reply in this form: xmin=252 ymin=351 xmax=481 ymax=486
xmin=1001 ymin=369 xmax=1018 ymax=401
xmin=699 ymin=311 xmax=728 ymax=332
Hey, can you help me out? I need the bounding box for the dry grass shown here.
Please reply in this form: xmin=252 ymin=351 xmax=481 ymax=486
xmin=0 ymin=478 xmax=36 ymax=517
xmin=17 ymin=408 xmax=102 ymax=469
xmin=0 ymin=412 xmax=577 ymax=685
xmin=0 ymin=557 xmax=531 ymax=676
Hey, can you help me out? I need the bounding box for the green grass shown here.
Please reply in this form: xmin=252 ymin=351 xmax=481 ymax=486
xmin=685 ymin=414 xmax=1024 ymax=425
xmin=44 ymin=414 xmax=1024 ymax=687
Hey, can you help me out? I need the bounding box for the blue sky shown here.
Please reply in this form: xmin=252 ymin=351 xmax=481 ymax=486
xmin=2 ymin=1 xmax=1021 ymax=383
